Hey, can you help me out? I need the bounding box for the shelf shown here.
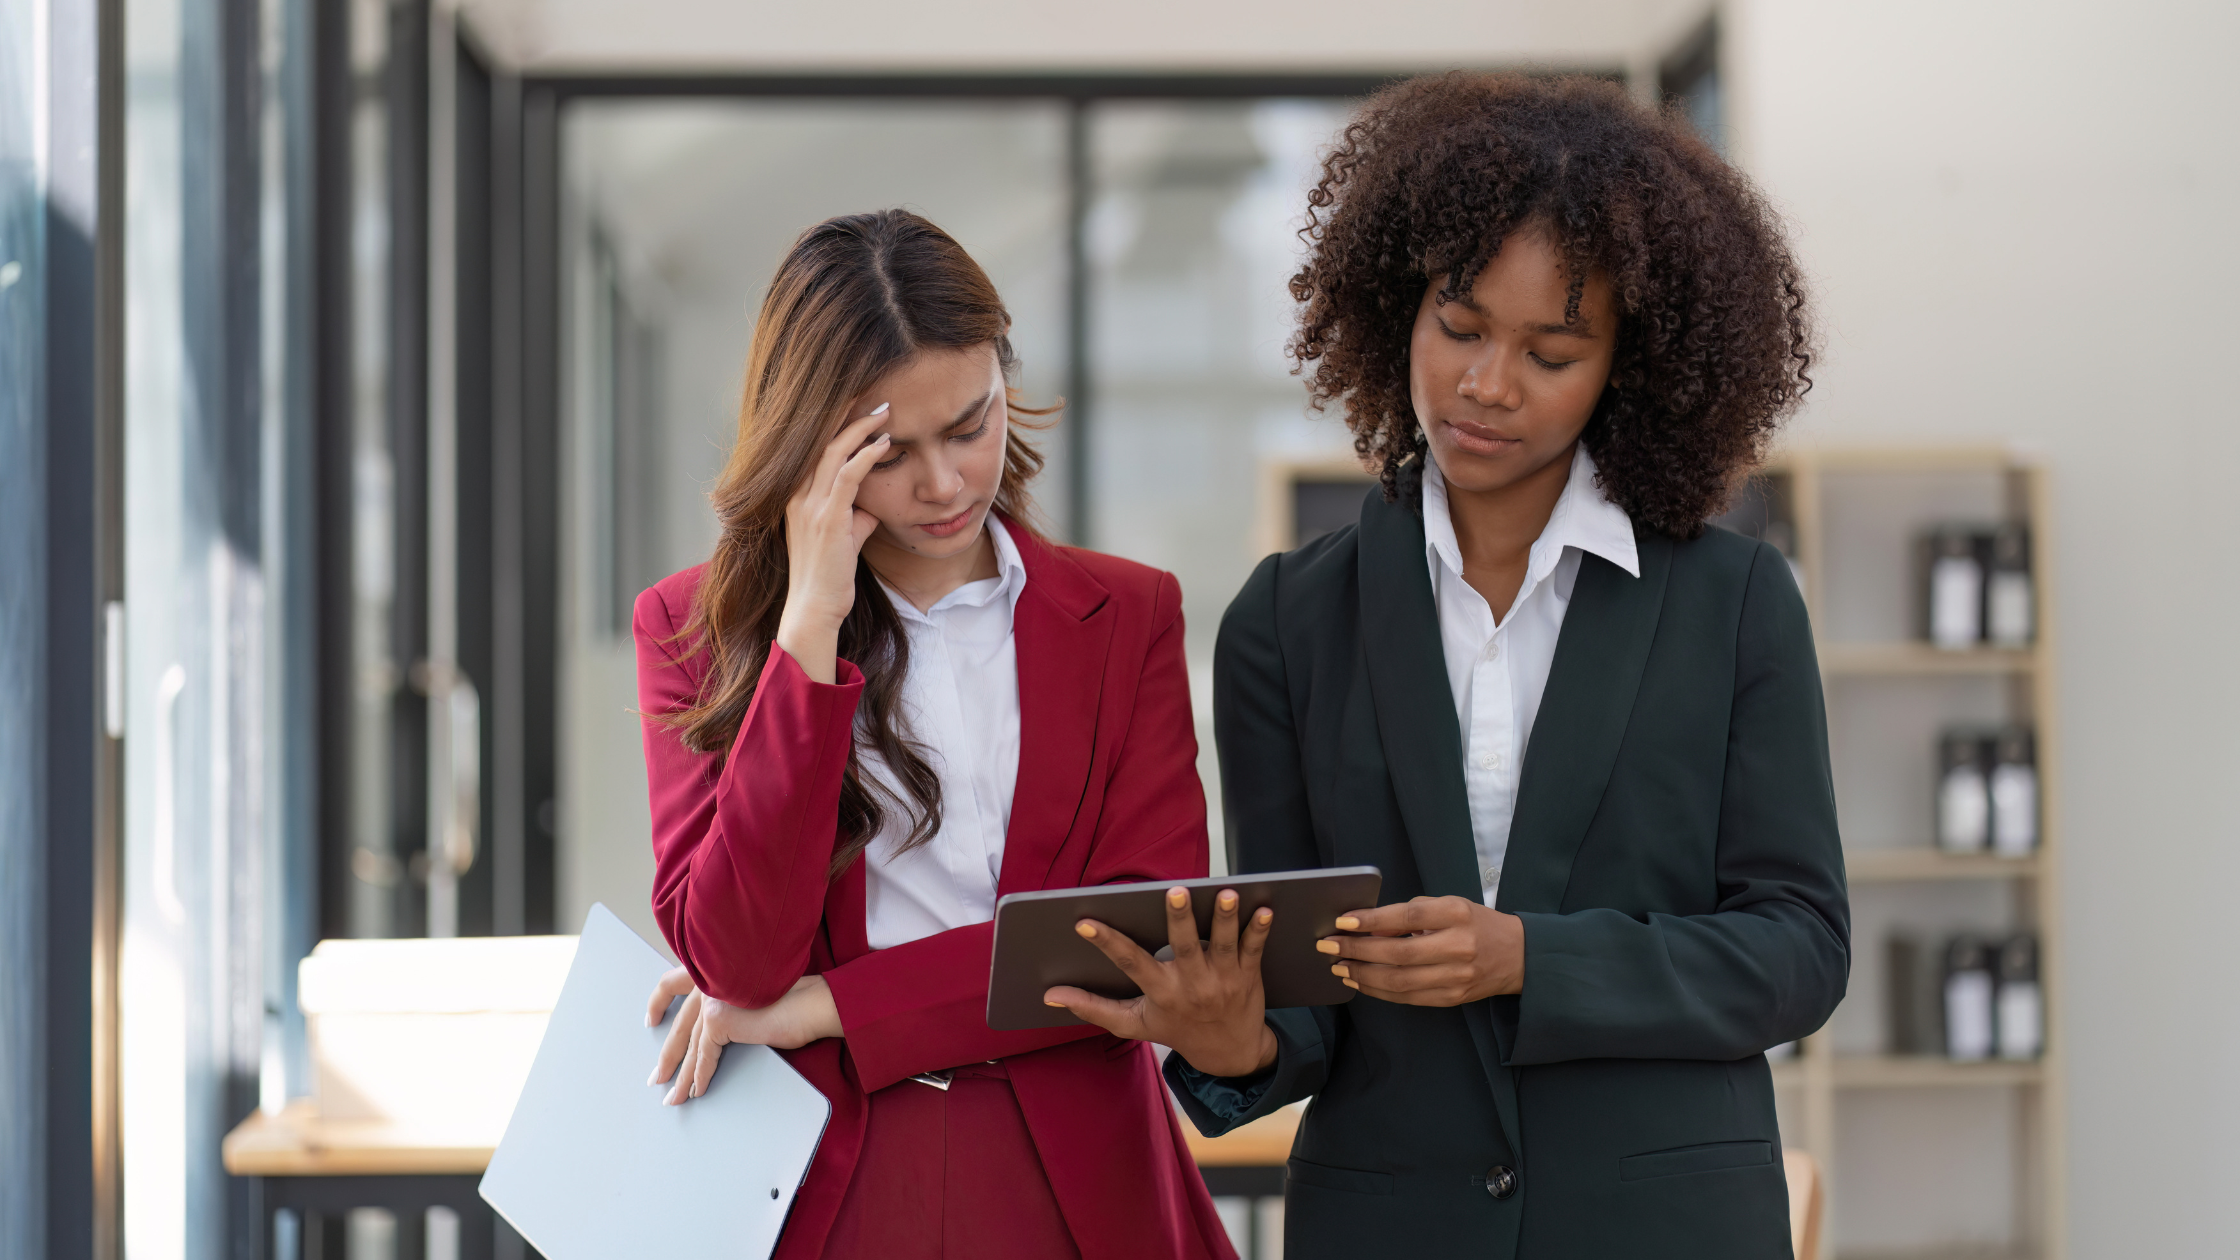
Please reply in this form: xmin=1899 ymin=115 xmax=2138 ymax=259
xmin=1771 ymin=1057 xmax=2045 ymax=1092
xmin=1846 ymin=849 xmax=2040 ymax=882
xmin=1819 ymin=642 xmax=2037 ymax=676
xmin=1835 ymin=1057 xmax=2044 ymax=1089
xmin=1767 ymin=444 xmax=2035 ymax=475
xmin=1827 ymin=1237 xmax=2042 ymax=1246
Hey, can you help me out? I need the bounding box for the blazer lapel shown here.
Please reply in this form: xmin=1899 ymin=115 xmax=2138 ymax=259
xmin=1354 ymin=489 xmax=1482 ymax=903
xmin=997 ymin=522 xmax=1114 ymax=897
xmin=1495 ymin=531 xmax=1671 ymax=915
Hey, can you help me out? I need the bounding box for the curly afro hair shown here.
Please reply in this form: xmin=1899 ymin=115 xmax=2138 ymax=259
xmin=1291 ymin=72 xmax=1814 ymax=537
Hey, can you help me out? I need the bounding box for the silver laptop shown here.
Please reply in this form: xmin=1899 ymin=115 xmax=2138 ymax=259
xmin=480 ymin=904 xmax=830 ymax=1259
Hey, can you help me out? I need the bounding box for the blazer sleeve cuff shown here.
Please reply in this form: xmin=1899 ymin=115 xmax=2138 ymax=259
xmin=1165 ymin=1056 xmax=1276 ymax=1124
xmin=823 ymin=924 xmax=1096 ymax=1090
xmin=1510 ymin=908 xmax=1596 ymax=1064
xmin=755 ymin=645 xmax=867 ymax=707
xmin=1164 ymin=1006 xmax=1327 ymax=1138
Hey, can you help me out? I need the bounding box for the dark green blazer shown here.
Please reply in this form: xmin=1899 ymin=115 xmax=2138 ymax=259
xmin=1168 ymin=486 xmax=1849 ymax=1259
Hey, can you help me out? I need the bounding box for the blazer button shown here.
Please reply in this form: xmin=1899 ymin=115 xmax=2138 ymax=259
xmin=1485 ymin=1166 xmax=1518 ymax=1199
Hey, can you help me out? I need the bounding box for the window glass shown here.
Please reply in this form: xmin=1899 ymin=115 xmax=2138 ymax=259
xmin=119 ymin=0 xmax=319 ymax=1250
xmin=0 ymin=0 xmax=47 ymax=1243
xmin=1086 ymin=99 xmax=1356 ymax=850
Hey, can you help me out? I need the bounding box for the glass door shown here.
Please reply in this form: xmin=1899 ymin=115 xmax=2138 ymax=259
xmin=118 ymin=0 xmax=318 ymax=1252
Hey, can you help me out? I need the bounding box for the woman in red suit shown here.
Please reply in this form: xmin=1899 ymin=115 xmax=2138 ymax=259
xmin=630 ymin=209 xmax=1234 ymax=1260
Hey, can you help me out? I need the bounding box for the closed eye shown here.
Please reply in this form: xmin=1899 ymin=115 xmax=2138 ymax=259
xmin=1438 ymin=317 xmax=1478 ymax=342
xmin=1528 ymin=352 xmax=1578 ymax=370
xmin=942 ymin=393 xmax=999 ymax=447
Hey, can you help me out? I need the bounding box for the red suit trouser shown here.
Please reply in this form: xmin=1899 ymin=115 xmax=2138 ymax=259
xmin=821 ymin=1061 xmax=1081 ymax=1259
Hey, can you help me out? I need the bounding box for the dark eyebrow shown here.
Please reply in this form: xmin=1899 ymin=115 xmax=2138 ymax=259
xmin=940 ymin=390 xmax=997 ymax=432
xmin=1446 ymin=291 xmax=1596 ymax=338
xmin=1525 ymin=320 xmax=1598 ymax=339
xmin=884 ymin=391 xmax=996 ymax=447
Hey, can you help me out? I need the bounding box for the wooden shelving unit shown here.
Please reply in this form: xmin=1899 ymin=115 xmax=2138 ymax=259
xmin=1759 ymin=447 xmax=2063 ymax=1260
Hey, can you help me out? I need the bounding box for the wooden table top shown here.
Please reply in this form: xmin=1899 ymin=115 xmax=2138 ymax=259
xmin=222 ymin=1102 xmax=497 ymax=1177
xmin=225 ymin=1098 xmax=1301 ymax=1178
xmin=1181 ymin=1104 xmax=1302 ymax=1167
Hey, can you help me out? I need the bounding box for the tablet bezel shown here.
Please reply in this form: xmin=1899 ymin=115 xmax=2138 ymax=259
xmin=984 ymin=866 xmax=1382 ymax=1031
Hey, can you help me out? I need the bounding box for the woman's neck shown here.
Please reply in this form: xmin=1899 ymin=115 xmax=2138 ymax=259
xmin=1442 ymin=445 xmax=1575 ymax=620
xmin=863 ymin=522 xmax=1001 ymax=614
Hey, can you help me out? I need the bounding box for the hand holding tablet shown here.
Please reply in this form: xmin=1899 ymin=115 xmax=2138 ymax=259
xmin=988 ymin=867 xmax=1380 ymax=1076
xmin=1047 ymin=883 xmax=1281 ymax=1078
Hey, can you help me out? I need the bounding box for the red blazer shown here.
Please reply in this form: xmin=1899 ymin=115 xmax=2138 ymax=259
xmin=634 ymin=521 xmax=1234 ymax=1260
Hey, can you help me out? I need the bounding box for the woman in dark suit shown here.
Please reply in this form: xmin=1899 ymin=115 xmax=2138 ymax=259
xmin=1050 ymin=74 xmax=1847 ymax=1258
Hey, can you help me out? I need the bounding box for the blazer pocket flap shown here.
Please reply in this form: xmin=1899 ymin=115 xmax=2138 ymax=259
xmin=1287 ymin=1157 xmax=1395 ymax=1197
xmin=1618 ymin=1140 xmax=1774 ymax=1182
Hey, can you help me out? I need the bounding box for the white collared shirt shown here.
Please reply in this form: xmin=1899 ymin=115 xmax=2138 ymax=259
xmin=859 ymin=515 xmax=1028 ymax=951
xmin=1422 ymin=446 xmax=1639 ymax=902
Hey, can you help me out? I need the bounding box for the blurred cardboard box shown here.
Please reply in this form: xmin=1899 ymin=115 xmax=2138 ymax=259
xmin=298 ymin=935 xmax=580 ymax=1135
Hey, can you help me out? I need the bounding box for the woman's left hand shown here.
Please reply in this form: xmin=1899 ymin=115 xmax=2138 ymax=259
xmin=1319 ymin=896 xmax=1526 ymax=1006
xmin=644 ymin=968 xmax=843 ymax=1104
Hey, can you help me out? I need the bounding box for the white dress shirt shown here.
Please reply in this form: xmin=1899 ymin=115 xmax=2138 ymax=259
xmin=1422 ymin=446 xmax=1639 ymax=902
xmin=859 ymin=516 xmax=1027 ymax=951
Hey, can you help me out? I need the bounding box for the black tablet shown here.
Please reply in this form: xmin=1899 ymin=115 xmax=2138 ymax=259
xmin=984 ymin=866 xmax=1382 ymax=1031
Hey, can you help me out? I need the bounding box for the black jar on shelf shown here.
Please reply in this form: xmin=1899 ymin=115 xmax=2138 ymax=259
xmin=1989 ymin=727 xmax=2039 ymax=857
xmin=1986 ymin=523 xmax=2034 ymax=648
xmin=1942 ymin=935 xmax=1997 ymax=1062
xmin=1937 ymin=730 xmax=1993 ymax=853
xmin=1996 ymin=934 xmax=2044 ymax=1061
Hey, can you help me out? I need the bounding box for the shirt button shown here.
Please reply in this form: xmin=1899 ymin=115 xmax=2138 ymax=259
xmin=1478 ymin=752 xmax=1501 ymax=771
xmin=1482 ymin=640 xmax=1501 ymax=661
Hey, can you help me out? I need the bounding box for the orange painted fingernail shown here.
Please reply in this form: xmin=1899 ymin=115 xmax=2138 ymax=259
xmin=1045 ymin=1000 xmax=1066 ymax=1008
xmin=1315 ymin=939 xmax=1340 ymax=955
xmin=1075 ymin=921 xmax=1097 ymax=938
xmin=1218 ymin=891 xmax=1238 ymax=910
xmin=1168 ymin=887 xmax=1188 ymax=908
xmin=1342 ymin=979 xmax=1360 ymax=990
xmin=1255 ymin=909 xmax=1273 ymax=925
xmin=1331 ymin=964 xmax=1349 ymax=978
xmin=1335 ymin=916 xmax=1361 ymax=931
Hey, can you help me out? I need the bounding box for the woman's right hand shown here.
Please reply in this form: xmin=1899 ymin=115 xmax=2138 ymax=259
xmin=1044 ymin=887 xmax=1281 ymax=1081
xmin=775 ymin=404 xmax=892 ymax=684
xmin=644 ymin=968 xmax=839 ymax=1104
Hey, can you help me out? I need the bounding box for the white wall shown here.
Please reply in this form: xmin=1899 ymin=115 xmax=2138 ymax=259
xmin=1729 ymin=1 xmax=2240 ymax=1253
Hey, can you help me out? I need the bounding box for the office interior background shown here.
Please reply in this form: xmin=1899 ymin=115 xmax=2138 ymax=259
xmin=4 ymin=0 xmax=2237 ymax=1256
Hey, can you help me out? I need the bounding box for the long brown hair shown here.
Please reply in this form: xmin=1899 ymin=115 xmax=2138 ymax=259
xmin=667 ymin=210 xmax=1050 ymax=876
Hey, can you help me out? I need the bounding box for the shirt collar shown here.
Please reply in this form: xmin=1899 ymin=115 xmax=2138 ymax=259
xmin=1421 ymin=444 xmax=1640 ymax=585
xmin=886 ymin=512 xmax=1029 ymax=624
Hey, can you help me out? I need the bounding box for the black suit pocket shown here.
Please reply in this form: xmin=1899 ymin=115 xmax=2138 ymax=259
xmin=1287 ymin=1157 xmax=1395 ymax=1196
xmin=1618 ymin=1139 xmax=1774 ymax=1182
